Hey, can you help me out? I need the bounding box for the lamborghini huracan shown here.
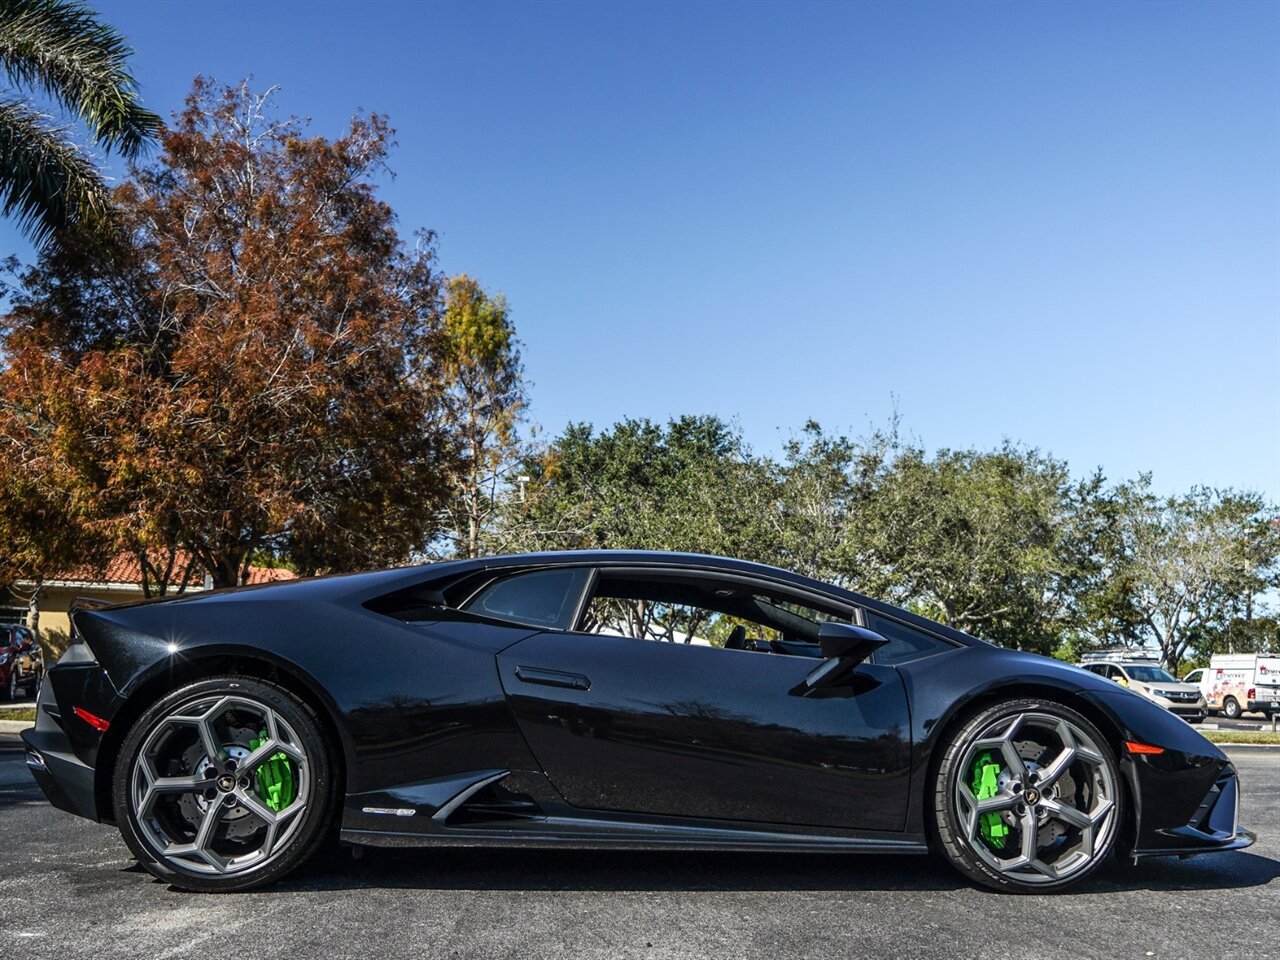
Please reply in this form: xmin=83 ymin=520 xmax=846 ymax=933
xmin=22 ymin=551 xmax=1252 ymax=892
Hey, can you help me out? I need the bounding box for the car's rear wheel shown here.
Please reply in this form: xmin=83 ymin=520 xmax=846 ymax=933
xmin=112 ymin=676 xmax=335 ymax=892
xmin=1223 ymin=697 xmax=1242 ymax=720
xmin=4 ymin=669 xmax=16 ymax=701
xmin=932 ymin=698 xmax=1121 ymax=893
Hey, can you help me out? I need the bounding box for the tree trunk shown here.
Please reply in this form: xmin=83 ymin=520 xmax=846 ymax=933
xmin=27 ymin=580 xmax=41 ymax=643
xmin=205 ymin=550 xmax=248 ymax=589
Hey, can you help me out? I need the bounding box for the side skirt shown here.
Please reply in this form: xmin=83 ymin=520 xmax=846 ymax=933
xmin=341 ymin=819 xmax=928 ymax=854
xmin=342 ymin=767 xmax=928 ymax=854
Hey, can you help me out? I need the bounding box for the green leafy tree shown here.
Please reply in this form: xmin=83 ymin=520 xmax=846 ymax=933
xmin=497 ymin=415 xmax=780 ymax=562
xmin=438 ymin=274 xmax=526 ymax=558
xmin=774 ymin=422 xmax=864 ymax=583
xmin=1091 ymin=482 xmax=1280 ymax=670
xmin=846 ymin=442 xmax=1093 ymax=655
xmin=0 ymin=0 xmax=161 ymax=247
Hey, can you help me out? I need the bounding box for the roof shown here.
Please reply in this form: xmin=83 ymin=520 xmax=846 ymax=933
xmin=31 ymin=551 xmax=296 ymax=589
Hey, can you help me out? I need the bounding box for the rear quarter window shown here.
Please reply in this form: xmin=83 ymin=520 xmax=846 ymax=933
xmin=461 ymin=567 xmax=591 ymax=630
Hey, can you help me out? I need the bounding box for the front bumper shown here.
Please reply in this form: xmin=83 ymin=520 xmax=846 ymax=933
xmin=1131 ymin=762 xmax=1254 ymax=858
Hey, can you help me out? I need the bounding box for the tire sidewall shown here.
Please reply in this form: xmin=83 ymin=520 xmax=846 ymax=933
xmin=931 ymin=697 xmax=1122 ymax=894
xmin=112 ymin=675 xmax=335 ymax=892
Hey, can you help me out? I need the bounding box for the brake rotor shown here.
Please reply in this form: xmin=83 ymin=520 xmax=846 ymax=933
xmin=175 ymin=728 xmax=265 ymax=842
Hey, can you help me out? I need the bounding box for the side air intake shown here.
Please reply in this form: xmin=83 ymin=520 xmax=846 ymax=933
xmin=442 ymin=781 xmax=543 ymax=826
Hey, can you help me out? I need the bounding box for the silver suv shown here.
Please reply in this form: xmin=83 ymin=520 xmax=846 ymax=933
xmin=1080 ymin=660 xmax=1206 ymax=723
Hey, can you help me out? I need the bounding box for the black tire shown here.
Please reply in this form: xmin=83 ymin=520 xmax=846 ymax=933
xmin=112 ymin=676 xmax=336 ymax=893
xmin=4 ymin=669 xmax=16 ymax=702
xmin=1223 ymin=697 xmax=1242 ymax=720
xmin=931 ymin=698 xmax=1122 ymax=894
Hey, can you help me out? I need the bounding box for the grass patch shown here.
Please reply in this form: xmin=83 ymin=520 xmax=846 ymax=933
xmin=1202 ymin=730 xmax=1280 ymax=746
xmin=0 ymin=707 xmax=36 ymax=722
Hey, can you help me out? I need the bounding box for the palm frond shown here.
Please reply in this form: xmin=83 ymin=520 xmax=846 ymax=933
xmin=0 ymin=0 xmax=162 ymax=158
xmin=0 ymin=95 xmax=108 ymax=247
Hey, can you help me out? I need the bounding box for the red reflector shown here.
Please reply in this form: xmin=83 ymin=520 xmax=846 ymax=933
xmin=73 ymin=706 xmax=110 ymax=732
xmin=1124 ymin=741 xmax=1164 ymax=755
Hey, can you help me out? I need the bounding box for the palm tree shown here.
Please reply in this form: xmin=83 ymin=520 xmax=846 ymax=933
xmin=0 ymin=0 xmax=161 ymax=248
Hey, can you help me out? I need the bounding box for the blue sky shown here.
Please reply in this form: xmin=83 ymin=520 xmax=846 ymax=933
xmin=5 ymin=0 xmax=1278 ymax=499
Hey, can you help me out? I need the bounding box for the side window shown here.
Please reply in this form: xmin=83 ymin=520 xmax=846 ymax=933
xmin=461 ymin=568 xmax=590 ymax=630
xmin=577 ymin=573 xmax=845 ymax=655
xmin=864 ymin=612 xmax=956 ymax=665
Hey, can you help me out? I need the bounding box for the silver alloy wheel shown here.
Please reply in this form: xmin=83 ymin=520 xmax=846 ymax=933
xmin=129 ymin=694 xmax=311 ymax=876
xmin=954 ymin=711 xmax=1117 ymax=885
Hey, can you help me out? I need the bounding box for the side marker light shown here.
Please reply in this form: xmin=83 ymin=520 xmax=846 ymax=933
xmin=1124 ymin=741 xmax=1164 ymax=755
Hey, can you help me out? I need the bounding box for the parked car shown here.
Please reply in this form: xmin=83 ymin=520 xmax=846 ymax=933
xmin=1 ymin=624 xmax=44 ymax=701
xmin=1191 ymin=655 xmax=1280 ymax=720
xmin=1079 ymin=659 xmax=1206 ymax=723
xmin=23 ymin=551 xmax=1250 ymax=894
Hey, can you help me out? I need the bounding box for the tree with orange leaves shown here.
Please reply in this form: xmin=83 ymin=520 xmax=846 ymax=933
xmin=1 ymin=78 xmax=456 ymax=587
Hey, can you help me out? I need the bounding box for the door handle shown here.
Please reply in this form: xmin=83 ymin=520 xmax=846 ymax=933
xmin=514 ymin=666 xmax=591 ymax=691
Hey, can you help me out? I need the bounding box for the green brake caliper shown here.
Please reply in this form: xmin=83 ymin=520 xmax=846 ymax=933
xmin=970 ymin=751 xmax=1009 ymax=850
xmin=249 ymin=730 xmax=296 ymax=813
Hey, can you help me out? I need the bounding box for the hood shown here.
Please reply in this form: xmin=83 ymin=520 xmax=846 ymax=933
xmin=1132 ymin=680 xmax=1201 ymax=695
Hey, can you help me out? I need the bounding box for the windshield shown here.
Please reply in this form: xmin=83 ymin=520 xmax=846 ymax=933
xmin=1126 ymin=666 xmax=1176 ymax=683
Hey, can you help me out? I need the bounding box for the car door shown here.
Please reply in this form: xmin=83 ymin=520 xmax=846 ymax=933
xmin=15 ymin=628 xmax=35 ymax=679
xmin=496 ymin=601 xmax=912 ymax=833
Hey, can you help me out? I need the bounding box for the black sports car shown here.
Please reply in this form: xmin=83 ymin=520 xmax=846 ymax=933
xmin=22 ymin=551 xmax=1252 ymax=893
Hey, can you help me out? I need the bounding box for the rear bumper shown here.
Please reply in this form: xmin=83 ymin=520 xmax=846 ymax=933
xmin=18 ymin=655 xmax=118 ymax=823
xmin=21 ymin=724 xmax=99 ymax=821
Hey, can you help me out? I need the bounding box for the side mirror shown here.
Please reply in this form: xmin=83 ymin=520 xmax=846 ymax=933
xmin=818 ymin=622 xmax=889 ymax=662
xmin=804 ymin=623 xmax=889 ymax=691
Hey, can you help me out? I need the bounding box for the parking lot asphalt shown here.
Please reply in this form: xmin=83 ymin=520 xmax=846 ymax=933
xmin=1 ymin=733 xmax=1276 ymax=960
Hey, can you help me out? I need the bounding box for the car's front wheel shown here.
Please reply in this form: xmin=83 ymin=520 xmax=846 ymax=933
xmin=4 ymin=669 xmax=16 ymax=701
xmin=112 ymin=676 xmax=335 ymax=892
xmin=932 ymin=698 xmax=1121 ymax=893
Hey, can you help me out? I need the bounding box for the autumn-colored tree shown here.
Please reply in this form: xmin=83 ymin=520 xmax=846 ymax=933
xmin=438 ymin=274 xmax=526 ymax=558
xmin=0 ymin=78 xmax=454 ymax=587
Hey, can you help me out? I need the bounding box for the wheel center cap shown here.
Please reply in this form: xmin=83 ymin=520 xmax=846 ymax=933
xmin=1024 ymin=786 xmax=1041 ymax=805
xmin=217 ymin=775 xmax=235 ymax=793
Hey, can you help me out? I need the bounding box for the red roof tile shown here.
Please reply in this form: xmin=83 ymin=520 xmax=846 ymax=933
xmin=50 ymin=551 xmax=297 ymax=588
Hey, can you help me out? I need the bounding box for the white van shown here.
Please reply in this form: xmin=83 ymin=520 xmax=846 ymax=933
xmin=1184 ymin=654 xmax=1280 ymax=720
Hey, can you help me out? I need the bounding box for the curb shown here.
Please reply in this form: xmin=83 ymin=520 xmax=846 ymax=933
xmin=1216 ymin=742 xmax=1280 ymax=751
xmin=0 ymin=719 xmax=34 ymax=733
